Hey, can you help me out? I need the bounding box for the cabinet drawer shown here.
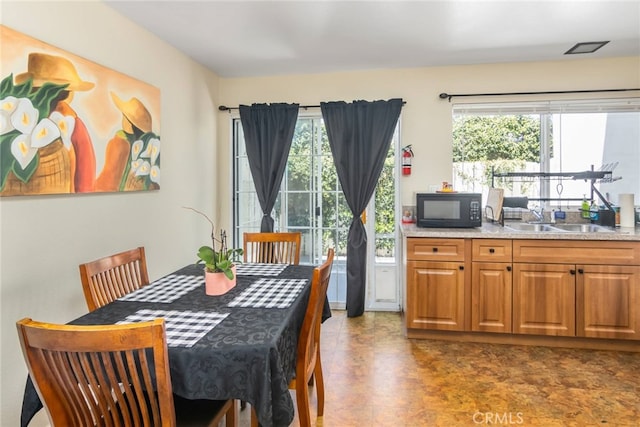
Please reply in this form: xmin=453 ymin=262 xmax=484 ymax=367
xmin=407 ymin=238 xmax=465 ymax=261
xmin=472 ymin=239 xmax=512 ymax=262
xmin=513 ymin=240 xmax=640 ymax=265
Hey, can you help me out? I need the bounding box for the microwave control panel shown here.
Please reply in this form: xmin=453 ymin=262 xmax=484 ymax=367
xmin=470 ymin=201 xmax=481 ymax=221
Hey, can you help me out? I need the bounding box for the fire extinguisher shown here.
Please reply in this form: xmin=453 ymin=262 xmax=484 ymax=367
xmin=402 ymin=145 xmax=414 ymax=176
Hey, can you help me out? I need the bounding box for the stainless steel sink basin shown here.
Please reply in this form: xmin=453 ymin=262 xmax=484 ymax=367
xmin=503 ymin=222 xmax=616 ymax=233
xmin=551 ymin=223 xmax=616 ymax=233
xmin=504 ymin=223 xmax=561 ymax=232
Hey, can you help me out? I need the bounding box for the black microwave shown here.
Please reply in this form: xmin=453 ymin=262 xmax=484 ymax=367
xmin=416 ymin=192 xmax=482 ymax=228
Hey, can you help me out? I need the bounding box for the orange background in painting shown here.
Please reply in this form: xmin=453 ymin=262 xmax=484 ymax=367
xmin=1 ymin=25 xmax=161 ymax=190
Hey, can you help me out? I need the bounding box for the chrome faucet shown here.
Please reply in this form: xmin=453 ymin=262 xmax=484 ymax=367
xmin=530 ymin=205 xmax=545 ymax=222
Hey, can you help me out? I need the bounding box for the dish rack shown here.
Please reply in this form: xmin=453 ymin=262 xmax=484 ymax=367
xmin=490 ymin=165 xmax=620 ymax=208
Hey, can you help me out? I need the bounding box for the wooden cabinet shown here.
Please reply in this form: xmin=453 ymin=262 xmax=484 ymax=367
xmin=512 ymin=263 xmax=576 ymax=336
xmin=513 ymin=240 xmax=640 ymax=340
xmin=406 ymin=238 xmax=467 ymax=331
xmin=405 ymin=236 xmax=640 ymax=345
xmin=471 ymin=240 xmax=512 ymax=333
xmin=577 ymin=265 xmax=640 ymax=340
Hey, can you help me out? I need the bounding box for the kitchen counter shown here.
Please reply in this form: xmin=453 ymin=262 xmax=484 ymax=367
xmin=401 ymin=222 xmax=640 ymax=241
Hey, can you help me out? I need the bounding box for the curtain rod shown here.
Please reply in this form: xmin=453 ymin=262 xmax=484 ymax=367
xmin=439 ymin=88 xmax=640 ymax=102
xmin=218 ymin=100 xmax=406 ymax=112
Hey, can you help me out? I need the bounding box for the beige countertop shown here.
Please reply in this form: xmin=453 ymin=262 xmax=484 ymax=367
xmin=401 ymin=222 xmax=640 ymax=241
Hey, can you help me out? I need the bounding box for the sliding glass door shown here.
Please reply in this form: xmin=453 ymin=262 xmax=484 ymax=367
xmin=233 ymin=115 xmax=400 ymax=310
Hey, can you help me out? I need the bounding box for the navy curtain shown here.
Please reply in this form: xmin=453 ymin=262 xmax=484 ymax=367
xmin=320 ymin=99 xmax=403 ymax=317
xmin=239 ymin=103 xmax=299 ymax=232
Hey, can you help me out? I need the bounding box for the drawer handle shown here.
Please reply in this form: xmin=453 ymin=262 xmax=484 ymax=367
xmin=489 ymin=248 xmax=495 ymax=253
xmin=459 ymin=265 xmax=464 ymax=271
xmin=432 ymin=247 xmax=438 ymax=252
xmin=506 ymin=266 xmax=512 ymax=272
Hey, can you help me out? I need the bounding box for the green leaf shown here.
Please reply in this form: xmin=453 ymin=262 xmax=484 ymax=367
xmin=12 ymin=79 xmax=33 ymax=98
xmin=29 ymin=82 xmax=68 ymax=118
xmin=0 ymin=74 xmax=14 ymax=97
xmin=0 ymin=133 xmax=18 ymax=190
xmin=11 ymin=152 xmax=38 ymax=183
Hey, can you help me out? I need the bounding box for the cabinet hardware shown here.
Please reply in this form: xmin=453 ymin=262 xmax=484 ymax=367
xmin=578 ymin=268 xmax=584 ymax=274
xmin=506 ymin=266 xmax=512 ymax=271
xmin=489 ymin=248 xmax=495 ymax=253
xmin=432 ymin=247 xmax=438 ymax=252
xmin=459 ymin=265 xmax=464 ymax=270
xmin=570 ymin=269 xmax=576 ymax=275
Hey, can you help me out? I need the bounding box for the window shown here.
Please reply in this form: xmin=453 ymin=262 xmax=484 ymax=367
xmin=452 ymin=98 xmax=640 ymax=209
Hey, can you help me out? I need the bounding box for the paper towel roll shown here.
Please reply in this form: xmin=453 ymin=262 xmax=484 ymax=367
xmin=619 ymin=193 xmax=635 ymax=228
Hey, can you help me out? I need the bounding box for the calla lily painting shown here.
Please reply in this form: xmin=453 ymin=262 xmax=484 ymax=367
xmin=0 ymin=25 xmax=161 ymax=196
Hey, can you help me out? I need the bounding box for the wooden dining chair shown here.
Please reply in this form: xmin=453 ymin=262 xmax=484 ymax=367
xmin=16 ymin=317 xmax=237 ymax=427
xmin=79 ymin=247 xmax=149 ymax=311
xmin=243 ymin=232 xmax=301 ymax=265
xmin=251 ymin=248 xmax=334 ymax=427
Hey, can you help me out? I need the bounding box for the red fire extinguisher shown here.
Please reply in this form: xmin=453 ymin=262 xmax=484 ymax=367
xmin=402 ymin=145 xmax=414 ymax=176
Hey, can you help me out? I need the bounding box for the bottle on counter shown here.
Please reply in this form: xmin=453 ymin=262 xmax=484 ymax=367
xmin=581 ymin=196 xmax=590 ymax=219
xmin=589 ymin=201 xmax=599 ymax=222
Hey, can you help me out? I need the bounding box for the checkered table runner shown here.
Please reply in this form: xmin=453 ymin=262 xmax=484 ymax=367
xmin=117 ymin=309 xmax=229 ymax=347
xmin=118 ymin=274 xmax=203 ymax=303
xmin=235 ymin=263 xmax=288 ymax=276
xmin=228 ymin=278 xmax=308 ymax=309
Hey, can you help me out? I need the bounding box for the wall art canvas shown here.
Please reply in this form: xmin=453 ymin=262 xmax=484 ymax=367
xmin=0 ymin=25 xmax=161 ymax=196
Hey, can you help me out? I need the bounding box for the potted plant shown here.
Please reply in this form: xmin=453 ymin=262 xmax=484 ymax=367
xmin=184 ymin=207 xmax=243 ymax=295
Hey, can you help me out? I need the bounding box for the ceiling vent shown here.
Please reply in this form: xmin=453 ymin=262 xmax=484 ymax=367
xmin=564 ymin=41 xmax=610 ymax=55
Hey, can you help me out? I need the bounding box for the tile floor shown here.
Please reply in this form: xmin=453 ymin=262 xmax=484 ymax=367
xmin=243 ymin=310 xmax=640 ymax=426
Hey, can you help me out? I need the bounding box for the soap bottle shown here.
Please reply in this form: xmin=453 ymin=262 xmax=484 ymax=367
xmin=581 ymin=196 xmax=590 ymax=219
xmin=589 ymin=201 xmax=599 ymax=222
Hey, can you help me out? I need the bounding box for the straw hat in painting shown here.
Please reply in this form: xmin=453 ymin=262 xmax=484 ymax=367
xmin=110 ymin=92 xmax=152 ymax=134
xmin=14 ymin=53 xmax=94 ymax=91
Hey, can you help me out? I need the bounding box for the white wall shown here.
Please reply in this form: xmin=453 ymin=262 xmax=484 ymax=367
xmin=216 ymin=57 xmax=640 ymax=230
xmin=1 ymin=2 xmax=222 ymax=425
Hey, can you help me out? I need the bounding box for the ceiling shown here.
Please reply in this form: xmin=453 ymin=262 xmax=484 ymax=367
xmin=104 ymin=0 xmax=640 ymax=78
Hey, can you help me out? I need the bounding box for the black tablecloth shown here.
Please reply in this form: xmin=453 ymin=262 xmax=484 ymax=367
xmin=21 ymin=263 xmax=329 ymax=427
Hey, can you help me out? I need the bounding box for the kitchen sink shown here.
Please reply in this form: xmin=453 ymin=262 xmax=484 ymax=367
xmin=551 ymin=223 xmax=616 ymax=233
xmin=503 ymin=222 xmax=616 ymax=233
xmin=503 ymin=223 xmax=561 ymax=232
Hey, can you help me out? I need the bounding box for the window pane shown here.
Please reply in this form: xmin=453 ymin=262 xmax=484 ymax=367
xmin=452 ymin=99 xmax=640 ymax=211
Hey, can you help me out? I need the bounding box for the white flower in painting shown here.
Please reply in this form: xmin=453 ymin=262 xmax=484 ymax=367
xmin=130 ymin=158 xmax=144 ymax=173
xmin=134 ymin=160 xmax=151 ymax=177
xmin=0 ymin=111 xmax=13 ymax=135
xmin=11 ymin=134 xmax=37 ymax=169
xmin=10 ymin=98 xmax=38 ymax=135
xmin=131 ymin=140 xmax=144 ymax=160
xmin=1 ymin=96 xmax=18 ymax=114
xmin=150 ymin=165 xmax=160 ymax=184
xmin=30 ymin=118 xmax=61 ymax=148
xmin=49 ymin=112 xmax=75 ymax=148
xmin=140 ymin=138 xmax=160 ymax=164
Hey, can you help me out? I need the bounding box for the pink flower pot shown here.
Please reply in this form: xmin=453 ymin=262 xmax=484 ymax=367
xmin=204 ymin=266 xmax=236 ymax=296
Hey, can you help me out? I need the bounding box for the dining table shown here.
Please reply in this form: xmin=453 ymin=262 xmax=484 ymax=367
xmin=20 ymin=262 xmax=330 ymax=427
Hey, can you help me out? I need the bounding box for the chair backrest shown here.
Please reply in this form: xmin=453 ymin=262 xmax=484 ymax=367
xmin=296 ymin=248 xmax=334 ymax=383
xmin=79 ymin=247 xmax=149 ymax=311
xmin=16 ymin=318 xmax=175 ymax=427
xmin=243 ymin=232 xmax=301 ymax=264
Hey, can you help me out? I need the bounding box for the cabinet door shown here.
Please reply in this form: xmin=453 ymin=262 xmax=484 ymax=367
xmin=513 ymin=263 xmax=575 ymax=336
xmin=406 ymin=261 xmax=465 ymax=331
xmin=577 ymin=265 xmax=640 ymax=340
xmin=472 ymin=262 xmax=512 ymax=333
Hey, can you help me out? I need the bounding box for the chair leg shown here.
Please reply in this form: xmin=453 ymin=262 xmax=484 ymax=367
xmin=314 ymin=357 xmax=325 ymax=417
xmin=225 ymin=400 xmax=238 ymax=427
xmin=250 ymin=406 xmax=259 ymax=427
xmin=295 ymin=380 xmax=312 ymax=427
